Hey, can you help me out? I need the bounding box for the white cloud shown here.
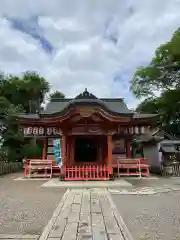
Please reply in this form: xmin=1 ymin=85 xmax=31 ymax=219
xmin=0 ymin=0 xmax=180 ymax=108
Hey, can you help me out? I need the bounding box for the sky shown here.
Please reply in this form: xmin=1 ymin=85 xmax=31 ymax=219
xmin=0 ymin=0 xmax=180 ymax=108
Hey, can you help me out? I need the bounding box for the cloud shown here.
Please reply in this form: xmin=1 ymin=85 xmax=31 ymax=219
xmin=0 ymin=0 xmax=180 ymax=108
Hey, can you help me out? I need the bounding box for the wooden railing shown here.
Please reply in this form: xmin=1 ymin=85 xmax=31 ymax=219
xmin=24 ymin=159 xmax=52 ymax=178
xmin=0 ymin=162 xmax=22 ymax=175
xmin=112 ymin=158 xmax=150 ymax=177
xmin=24 ymin=159 xmax=61 ymax=178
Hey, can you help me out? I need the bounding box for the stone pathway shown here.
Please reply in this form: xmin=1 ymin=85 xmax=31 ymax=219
xmin=39 ymin=189 xmax=133 ymax=240
xmin=108 ymin=185 xmax=180 ymax=195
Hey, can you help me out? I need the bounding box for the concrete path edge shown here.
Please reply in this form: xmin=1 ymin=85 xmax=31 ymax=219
xmin=0 ymin=234 xmax=39 ymax=239
xmin=106 ymin=190 xmax=134 ymax=240
xmin=39 ymin=189 xmax=70 ymax=240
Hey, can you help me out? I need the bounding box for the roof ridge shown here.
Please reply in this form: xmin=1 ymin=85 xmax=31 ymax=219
xmin=100 ymin=98 xmax=123 ymax=102
xmin=50 ymin=98 xmax=73 ymax=102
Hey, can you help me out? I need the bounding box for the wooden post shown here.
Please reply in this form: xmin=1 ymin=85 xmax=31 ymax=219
xmin=72 ymin=137 xmax=75 ymax=166
xmin=107 ymin=134 xmax=113 ymax=174
xmin=67 ymin=136 xmax=70 ymax=167
xmin=61 ymin=135 xmax=66 ymax=167
xmin=126 ymin=141 xmax=132 ymax=158
xmin=68 ymin=136 xmax=73 ymax=166
xmin=98 ymin=136 xmax=102 ymax=164
xmin=42 ymin=138 xmax=47 ymax=159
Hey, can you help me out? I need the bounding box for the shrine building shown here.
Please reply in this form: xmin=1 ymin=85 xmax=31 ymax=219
xmin=17 ymin=89 xmax=158 ymax=179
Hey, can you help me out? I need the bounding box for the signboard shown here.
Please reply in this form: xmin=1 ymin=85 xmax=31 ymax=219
xmin=78 ymin=107 xmax=95 ymax=118
xmin=117 ymin=126 xmax=129 ymax=134
xmin=70 ymin=124 xmax=104 ymax=135
xmin=112 ymin=139 xmax=125 ymax=154
xmin=21 ymin=126 xmax=62 ymax=137
xmin=53 ymin=139 xmax=62 ymax=168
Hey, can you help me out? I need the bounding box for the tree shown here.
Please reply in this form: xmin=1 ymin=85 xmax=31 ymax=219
xmin=0 ymin=70 xmax=66 ymax=161
xmin=21 ymin=71 xmax=50 ymax=113
xmin=131 ymin=29 xmax=180 ymax=98
xmin=50 ymin=91 xmax=65 ymax=102
xmin=0 ymin=71 xmax=50 ymax=113
xmin=21 ymin=140 xmax=43 ymax=159
xmin=136 ymin=89 xmax=180 ymax=137
xmin=136 ymin=97 xmax=159 ymax=114
xmin=131 ymin=28 xmax=180 ymax=137
xmin=0 ymin=96 xmax=25 ymax=161
xmin=0 ymin=71 xmax=51 ymax=161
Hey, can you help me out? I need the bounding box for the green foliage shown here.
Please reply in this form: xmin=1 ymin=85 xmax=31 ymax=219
xmin=0 ymin=146 xmax=8 ymax=162
xmin=132 ymin=28 xmax=180 ymax=137
xmin=136 ymin=88 xmax=180 ymax=136
xmin=131 ymin=29 xmax=180 ymax=98
xmin=0 ymin=70 xmax=64 ymax=162
xmin=50 ymin=91 xmax=65 ymax=102
xmin=136 ymin=97 xmax=159 ymax=113
xmin=21 ymin=140 xmax=43 ymax=159
xmin=0 ymin=71 xmax=50 ymax=113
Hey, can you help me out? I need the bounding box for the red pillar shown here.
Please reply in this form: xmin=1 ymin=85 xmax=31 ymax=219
xmin=67 ymin=136 xmax=70 ymax=167
xmin=61 ymin=135 xmax=66 ymax=167
xmin=107 ymin=135 xmax=113 ymax=174
xmin=42 ymin=138 xmax=47 ymax=159
xmin=72 ymin=137 xmax=75 ymax=166
xmin=126 ymin=141 xmax=132 ymax=158
xmin=68 ymin=136 xmax=73 ymax=166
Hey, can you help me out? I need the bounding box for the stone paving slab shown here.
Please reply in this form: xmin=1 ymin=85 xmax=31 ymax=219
xmin=41 ymin=178 xmax=132 ymax=188
xmin=39 ymin=189 xmax=133 ymax=240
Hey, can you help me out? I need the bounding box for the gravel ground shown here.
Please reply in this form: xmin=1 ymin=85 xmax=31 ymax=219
xmin=112 ymin=191 xmax=180 ymax=240
xmin=0 ymin=173 xmax=66 ymax=235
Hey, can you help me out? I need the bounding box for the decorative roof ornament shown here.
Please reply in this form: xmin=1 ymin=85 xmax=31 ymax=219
xmin=75 ymin=88 xmax=98 ymax=99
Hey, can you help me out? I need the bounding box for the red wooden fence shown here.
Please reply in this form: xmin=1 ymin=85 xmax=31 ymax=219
xmin=64 ymin=165 xmax=110 ymax=180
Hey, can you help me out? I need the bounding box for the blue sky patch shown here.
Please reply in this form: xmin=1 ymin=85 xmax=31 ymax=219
xmin=7 ymin=16 xmax=54 ymax=54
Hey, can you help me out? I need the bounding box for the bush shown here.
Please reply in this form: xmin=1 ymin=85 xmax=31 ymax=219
xmin=21 ymin=140 xmax=42 ymax=159
xmin=0 ymin=146 xmax=9 ymax=162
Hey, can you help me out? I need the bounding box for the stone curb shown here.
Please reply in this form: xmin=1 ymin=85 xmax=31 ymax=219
xmin=0 ymin=234 xmax=39 ymax=239
xmin=39 ymin=189 xmax=70 ymax=240
xmin=106 ymin=190 xmax=134 ymax=240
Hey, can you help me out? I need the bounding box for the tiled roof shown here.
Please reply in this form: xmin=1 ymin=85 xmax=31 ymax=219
xmin=133 ymin=113 xmax=158 ymax=119
xmin=159 ymin=145 xmax=178 ymax=153
xmin=16 ymin=89 xmax=158 ymax=120
xmin=133 ymin=134 xmax=163 ymax=143
xmin=16 ymin=113 xmax=40 ymax=119
xmin=42 ymin=97 xmax=133 ymax=115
